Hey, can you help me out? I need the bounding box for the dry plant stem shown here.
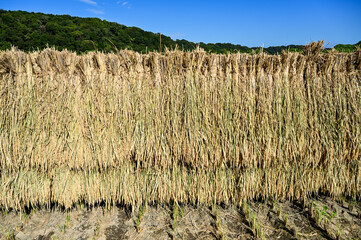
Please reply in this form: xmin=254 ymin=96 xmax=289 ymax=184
xmin=0 ymin=41 xmax=360 ymax=211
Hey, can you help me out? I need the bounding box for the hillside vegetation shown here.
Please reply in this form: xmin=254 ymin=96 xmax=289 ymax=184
xmin=334 ymin=41 xmax=361 ymax=52
xmin=0 ymin=9 xmax=336 ymax=54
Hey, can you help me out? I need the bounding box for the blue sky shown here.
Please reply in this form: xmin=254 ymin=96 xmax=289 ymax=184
xmin=1 ymin=0 xmax=361 ymax=47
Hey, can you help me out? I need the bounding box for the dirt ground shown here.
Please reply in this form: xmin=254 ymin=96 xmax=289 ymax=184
xmin=0 ymin=196 xmax=360 ymax=240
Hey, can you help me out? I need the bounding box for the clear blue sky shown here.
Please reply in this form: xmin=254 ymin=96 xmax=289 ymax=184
xmin=1 ymin=0 xmax=361 ymax=47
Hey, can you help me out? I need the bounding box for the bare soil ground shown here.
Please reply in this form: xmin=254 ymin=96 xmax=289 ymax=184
xmin=1 ymin=196 xmax=360 ymax=240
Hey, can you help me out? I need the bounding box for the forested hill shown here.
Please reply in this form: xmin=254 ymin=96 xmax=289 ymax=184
xmin=0 ymin=10 xmax=359 ymax=54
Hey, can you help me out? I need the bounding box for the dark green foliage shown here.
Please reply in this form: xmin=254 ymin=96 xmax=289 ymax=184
xmin=0 ymin=10 xmax=359 ymax=54
xmin=333 ymin=44 xmax=355 ymax=53
xmin=0 ymin=10 xmax=174 ymax=53
xmin=333 ymin=41 xmax=361 ymax=53
xmin=263 ymin=44 xmax=304 ymax=54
